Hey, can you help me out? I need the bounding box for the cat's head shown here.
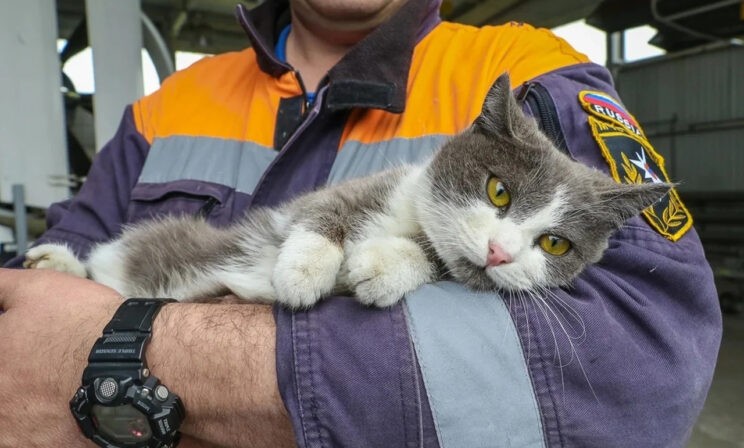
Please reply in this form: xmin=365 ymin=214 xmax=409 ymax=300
xmin=419 ymin=73 xmax=671 ymax=292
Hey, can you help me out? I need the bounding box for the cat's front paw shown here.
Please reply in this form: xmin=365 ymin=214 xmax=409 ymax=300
xmin=345 ymin=237 xmax=433 ymax=307
xmin=272 ymin=229 xmax=344 ymax=309
xmin=23 ymin=243 xmax=87 ymax=278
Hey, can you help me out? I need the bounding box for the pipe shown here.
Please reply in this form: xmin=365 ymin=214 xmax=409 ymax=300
xmin=12 ymin=185 xmax=28 ymax=254
xmin=651 ymin=0 xmax=744 ymax=46
xmin=142 ymin=12 xmax=175 ymax=82
xmin=662 ymin=0 xmax=741 ymax=22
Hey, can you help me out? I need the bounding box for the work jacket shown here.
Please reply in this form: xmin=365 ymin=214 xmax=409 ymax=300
xmin=9 ymin=0 xmax=721 ymax=446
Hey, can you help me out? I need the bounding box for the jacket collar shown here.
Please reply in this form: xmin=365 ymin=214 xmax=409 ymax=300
xmin=235 ymin=0 xmax=442 ymax=113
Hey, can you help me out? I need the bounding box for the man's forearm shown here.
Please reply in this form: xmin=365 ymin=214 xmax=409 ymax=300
xmin=148 ymin=303 xmax=295 ymax=447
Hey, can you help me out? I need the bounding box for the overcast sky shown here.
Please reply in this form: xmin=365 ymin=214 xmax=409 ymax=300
xmin=60 ymin=21 xmax=665 ymax=95
xmin=552 ymin=21 xmax=664 ymax=63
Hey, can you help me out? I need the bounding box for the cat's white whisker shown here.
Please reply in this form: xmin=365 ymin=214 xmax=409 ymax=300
xmin=527 ymin=286 xmax=599 ymax=404
xmin=528 ymin=289 xmax=566 ymax=393
xmin=542 ymin=289 xmax=586 ymax=341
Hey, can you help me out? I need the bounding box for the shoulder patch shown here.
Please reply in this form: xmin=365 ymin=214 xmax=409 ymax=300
xmin=579 ymin=90 xmax=645 ymax=138
xmin=587 ymin=116 xmax=693 ymax=242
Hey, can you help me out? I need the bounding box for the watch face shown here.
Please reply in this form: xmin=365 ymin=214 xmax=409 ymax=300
xmin=91 ymin=404 xmax=153 ymax=444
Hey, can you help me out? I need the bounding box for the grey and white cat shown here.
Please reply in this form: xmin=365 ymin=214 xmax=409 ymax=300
xmin=25 ymin=74 xmax=670 ymax=308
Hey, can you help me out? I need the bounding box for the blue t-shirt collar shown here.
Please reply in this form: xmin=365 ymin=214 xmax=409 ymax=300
xmin=275 ymin=24 xmax=316 ymax=104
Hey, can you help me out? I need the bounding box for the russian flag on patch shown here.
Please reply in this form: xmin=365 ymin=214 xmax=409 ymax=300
xmin=579 ymin=91 xmax=643 ymax=137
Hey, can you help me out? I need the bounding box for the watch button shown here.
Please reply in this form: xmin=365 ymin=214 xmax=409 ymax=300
xmin=96 ymin=378 xmax=118 ymax=402
xmin=155 ymin=385 xmax=169 ymax=401
xmin=71 ymin=387 xmax=86 ymax=408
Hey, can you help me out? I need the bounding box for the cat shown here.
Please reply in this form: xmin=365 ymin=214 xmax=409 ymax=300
xmin=23 ymin=74 xmax=671 ymax=308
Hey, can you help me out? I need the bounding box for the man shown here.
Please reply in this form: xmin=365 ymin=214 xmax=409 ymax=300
xmin=0 ymin=0 xmax=721 ymax=446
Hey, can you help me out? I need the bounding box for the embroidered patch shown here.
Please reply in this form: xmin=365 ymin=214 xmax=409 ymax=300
xmin=579 ymin=90 xmax=645 ymax=138
xmin=588 ymin=116 xmax=692 ymax=241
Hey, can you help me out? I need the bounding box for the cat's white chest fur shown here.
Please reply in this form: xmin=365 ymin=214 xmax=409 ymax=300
xmin=357 ymin=165 xmax=426 ymax=239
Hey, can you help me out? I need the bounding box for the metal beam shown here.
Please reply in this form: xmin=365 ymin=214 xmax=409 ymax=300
xmin=452 ymin=0 xmax=521 ymax=26
xmin=484 ymin=0 xmax=603 ymax=29
xmin=85 ymin=0 xmax=144 ymax=150
xmin=0 ymin=0 xmax=70 ymax=208
xmin=606 ymin=30 xmax=625 ymax=75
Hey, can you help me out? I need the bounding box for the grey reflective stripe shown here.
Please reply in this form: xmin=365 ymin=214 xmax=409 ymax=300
xmin=405 ymin=282 xmax=545 ymax=448
xmin=328 ymin=135 xmax=448 ymax=184
xmin=139 ymin=135 xmax=276 ymax=194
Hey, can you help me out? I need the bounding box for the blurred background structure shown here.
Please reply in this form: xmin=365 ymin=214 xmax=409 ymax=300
xmin=1 ymin=1 xmax=742 ymax=446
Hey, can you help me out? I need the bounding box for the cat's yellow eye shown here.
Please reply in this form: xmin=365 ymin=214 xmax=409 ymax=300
xmin=538 ymin=234 xmax=572 ymax=256
xmin=487 ymin=177 xmax=511 ymax=208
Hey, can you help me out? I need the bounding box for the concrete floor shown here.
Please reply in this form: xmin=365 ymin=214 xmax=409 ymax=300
xmin=688 ymin=314 xmax=744 ymax=447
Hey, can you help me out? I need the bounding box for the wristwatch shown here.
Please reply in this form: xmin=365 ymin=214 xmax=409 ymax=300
xmin=70 ymin=298 xmax=185 ymax=448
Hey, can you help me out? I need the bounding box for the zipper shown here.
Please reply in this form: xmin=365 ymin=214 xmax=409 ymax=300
xmin=295 ymin=70 xmax=312 ymax=112
xmin=246 ymin=86 xmax=326 ymax=209
xmin=279 ymin=86 xmax=324 ymax=153
xmin=196 ymin=197 xmax=218 ymax=218
xmin=273 ymin=71 xmax=315 ymax=151
xmin=519 ymin=82 xmax=569 ymax=153
xmin=295 ymin=70 xmax=328 ymax=113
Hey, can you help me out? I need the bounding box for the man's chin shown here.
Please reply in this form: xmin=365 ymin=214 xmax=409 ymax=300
xmin=291 ymin=0 xmax=406 ymax=33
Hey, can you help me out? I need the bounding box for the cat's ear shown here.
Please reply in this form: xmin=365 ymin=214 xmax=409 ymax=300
xmin=593 ymin=177 xmax=674 ymax=228
xmin=476 ymin=73 xmax=537 ymax=139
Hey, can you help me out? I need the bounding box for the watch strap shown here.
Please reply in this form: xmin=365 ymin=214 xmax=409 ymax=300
xmin=103 ymin=298 xmax=175 ymax=334
xmin=86 ymin=298 xmax=174 ymax=375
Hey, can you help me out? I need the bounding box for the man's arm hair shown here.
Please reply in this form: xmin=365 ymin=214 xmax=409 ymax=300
xmin=148 ymin=303 xmax=295 ymax=447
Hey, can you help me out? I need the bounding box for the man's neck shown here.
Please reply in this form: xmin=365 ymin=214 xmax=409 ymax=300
xmin=285 ymin=13 xmax=367 ymax=93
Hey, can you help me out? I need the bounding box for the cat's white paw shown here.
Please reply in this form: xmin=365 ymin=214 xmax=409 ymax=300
xmin=345 ymin=237 xmax=433 ymax=307
xmin=23 ymin=243 xmax=87 ymax=278
xmin=272 ymin=229 xmax=343 ymax=308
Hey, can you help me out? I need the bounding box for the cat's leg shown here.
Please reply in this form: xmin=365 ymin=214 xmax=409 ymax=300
xmin=344 ymin=236 xmax=434 ymax=307
xmin=272 ymin=227 xmax=344 ymax=308
xmin=214 ymin=245 xmax=279 ymax=303
xmin=88 ymin=230 xmax=280 ymax=302
xmin=23 ymin=243 xmax=87 ymax=278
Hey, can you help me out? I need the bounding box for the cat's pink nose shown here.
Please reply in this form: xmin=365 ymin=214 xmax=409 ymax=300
xmin=487 ymin=242 xmax=513 ymax=267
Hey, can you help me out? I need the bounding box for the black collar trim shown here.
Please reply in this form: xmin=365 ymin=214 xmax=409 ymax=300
xmin=235 ymin=1 xmax=292 ymax=78
xmin=235 ymin=1 xmax=442 ymax=113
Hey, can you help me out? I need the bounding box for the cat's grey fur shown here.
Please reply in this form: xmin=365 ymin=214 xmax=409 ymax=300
xmin=25 ymin=74 xmax=670 ymax=308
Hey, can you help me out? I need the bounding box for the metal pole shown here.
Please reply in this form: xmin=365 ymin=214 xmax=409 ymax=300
xmin=0 ymin=0 xmax=70 ymax=208
xmin=606 ymin=30 xmax=625 ymax=76
xmin=86 ymin=0 xmax=144 ymax=150
xmin=12 ymin=184 xmax=28 ymax=255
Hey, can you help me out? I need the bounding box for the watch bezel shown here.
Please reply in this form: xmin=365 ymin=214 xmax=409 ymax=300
xmin=70 ymin=372 xmax=184 ymax=448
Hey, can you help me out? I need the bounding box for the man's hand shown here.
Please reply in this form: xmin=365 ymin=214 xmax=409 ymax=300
xmin=0 ymin=268 xmax=120 ymax=447
xmin=0 ymin=268 xmax=295 ymax=448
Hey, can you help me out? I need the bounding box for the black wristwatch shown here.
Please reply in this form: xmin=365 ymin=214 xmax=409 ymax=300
xmin=70 ymin=298 xmax=185 ymax=448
